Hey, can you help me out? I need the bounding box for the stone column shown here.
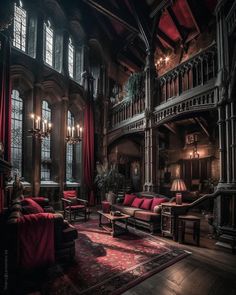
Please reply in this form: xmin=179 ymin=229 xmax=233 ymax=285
xmin=32 ymin=83 xmax=43 ymax=196
xmin=62 ymin=31 xmax=69 ymax=77
xmin=217 ymin=103 xmax=227 ymax=184
xmin=51 ymin=98 xmax=68 ymax=198
xmin=143 ymin=124 xmax=158 ymax=192
xmin=231 ymin=100 xmax=236 ymax=183
xmin=143 ymin=47 xmax=158 ymax=192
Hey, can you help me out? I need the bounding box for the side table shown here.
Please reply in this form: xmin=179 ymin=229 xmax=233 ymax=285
xmin=178 ymin=215 xmax=201 ymax=246
xmin=161 ymin=202 xmax=188 ymax=241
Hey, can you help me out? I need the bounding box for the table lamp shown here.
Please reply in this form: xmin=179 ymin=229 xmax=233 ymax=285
xmin=170 ymin=179 xmax=187 ymax=205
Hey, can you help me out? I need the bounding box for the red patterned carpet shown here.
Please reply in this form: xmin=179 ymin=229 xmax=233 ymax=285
xmin=44 ymin=219 xmax=189 ymax=295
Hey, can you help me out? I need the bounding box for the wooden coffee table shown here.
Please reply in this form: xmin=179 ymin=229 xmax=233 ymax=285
xmin=98 ymin=210 xmax=130 ymax=237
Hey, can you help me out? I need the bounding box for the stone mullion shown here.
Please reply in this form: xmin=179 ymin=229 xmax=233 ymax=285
xmin=231 ymin=101 xmax=236 ymax=183
xmin=32 ymin=83 xmax=43 ymax=196
xmin=225 ymin=102 xmax=232 ymax=183
xmin=54 ymin=98 xmax=67 ymax=200
xmin=218 ymin=104 xmax=227 ymax=184
xmin=62 ymin=31 xmax=69 ymax=77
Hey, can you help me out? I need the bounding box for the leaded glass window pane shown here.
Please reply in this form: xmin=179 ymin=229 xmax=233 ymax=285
xmin=11 ymin=90 xmax=23 ymax=176
xmin=75 ymin=47 xmax=83 ymax=84
xmin=66 ymin=111 xmax=74 ymax=180
xmin=13 ymin=2 xmax=27 ymax=52
xmin=41 ymin=100 xmax=51 ymax=181
xmin=68 ymin=38 xmax=74 ymax=78
xmin=44 ymin=22 xmax=54 ymax=66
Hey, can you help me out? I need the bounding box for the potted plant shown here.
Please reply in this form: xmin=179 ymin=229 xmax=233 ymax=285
xmin=95 ymin=161 xmax=124 ymax=203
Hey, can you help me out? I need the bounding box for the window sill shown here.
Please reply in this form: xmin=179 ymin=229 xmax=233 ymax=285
xmin=40 ymin=181 xmax=59 ymax=188
xmin=65 ymin=181 xmax=80 ymax=188
xmin=6 ymin=181 xmax=31 ymax=188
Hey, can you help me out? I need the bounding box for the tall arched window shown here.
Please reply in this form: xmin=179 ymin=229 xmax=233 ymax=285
xmin=13 ymin=1 xmax=27 ymax=52
xmin=44 ymin=21 xmax=54 ymax=66
xmin=66 ymin=111 xmax=74 ymax=181
xmin=68 ymin=38 xmax=74 ymax=78
xmin=11 ymin=90 xmax=23 ymax=176
xmin=68 ymin=36 xmax=83 ymax=84
xmin=12 ymin=1 xmax=37 ymax=57
xmin=41 ymin=100 xmax=51 ymax=181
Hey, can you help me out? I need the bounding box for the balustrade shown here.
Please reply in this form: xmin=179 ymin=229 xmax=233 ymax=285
xmin=110 ymin=96 xmax=145 ymax=129
xmin=159 ymin=44 xmax=217 ymax=104
xmin=109 ymin=45 xmax=217 ymax=130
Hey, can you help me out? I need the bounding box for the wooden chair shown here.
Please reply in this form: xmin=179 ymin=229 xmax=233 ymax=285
xmin=62 ymin=190 xmax=89 ymax=222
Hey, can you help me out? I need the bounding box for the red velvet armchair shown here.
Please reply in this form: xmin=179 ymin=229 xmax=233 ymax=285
xmin=62 ymin=190 xmax=89 ymax=222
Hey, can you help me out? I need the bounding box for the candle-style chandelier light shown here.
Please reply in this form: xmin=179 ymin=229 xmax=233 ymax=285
xmin=66 ymin=124 xmax=82 ymax=144
xmin=28 ymin=114 xmax=52 ymax=139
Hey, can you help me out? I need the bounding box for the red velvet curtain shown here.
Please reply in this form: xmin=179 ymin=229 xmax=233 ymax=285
xmin=83 ymin=102 xmax=95 ymax=206
xmin=0 ymin=33 xmax=11 ymax=212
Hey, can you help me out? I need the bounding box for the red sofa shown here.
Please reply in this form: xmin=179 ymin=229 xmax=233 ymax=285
xmin=6 ymin=198 xmax=78 ymax=290
xmin=112 ymin=192 xmax=170 ymax=233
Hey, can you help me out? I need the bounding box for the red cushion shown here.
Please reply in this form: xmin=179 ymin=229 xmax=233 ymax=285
xmin=25 ymin=197 xmax=49 ymax=206
xmin=21 ymin=198 xmax=44 ymax=214
xmin=64 ymin=190 xmax=77 ymax=199
xmin=151 ymin=197 xmax=167 ymax=211
xmin=123 ymin=194 xmax=136 ymax=206
xmin=140 ymin=198 xmax=153 ymax=210
xmin=131 ymin=197 xmax=144 ymax=208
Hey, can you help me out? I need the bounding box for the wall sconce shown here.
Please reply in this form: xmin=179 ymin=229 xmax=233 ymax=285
xmin=189 ymin=142 xmax=200 ymax=159
xmin=66 ymin=124 xmax=82 ymax=144
xmin=155 ymin=56 xmax=170 ymax=70
xmin=28 ymin=113 xmax=52 ymax=139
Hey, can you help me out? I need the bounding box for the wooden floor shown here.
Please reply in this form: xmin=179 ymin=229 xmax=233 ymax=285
xmin=123 ymin=231 xmax=236 ymax=295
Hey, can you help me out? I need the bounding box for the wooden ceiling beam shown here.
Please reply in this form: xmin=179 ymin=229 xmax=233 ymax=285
xmin=155 ymin=37 xmax=168 ymax=54
xmin=157 ymin=28 xmax=176 ymax=50
xmin=118 ymin=54 xmax=141 ymax=73
xmin=150 ymin=0 xmax=171 ymax=18
xmin=164 ymin=122 xmax=177 ymax=134
xmin=167 ymin=7 xmax=187 ymax=42
xmin=82 ymin=0 xmax=139 ymax=34
xmin=127 ymin=0 xmax=152 ymax=49
xmin=194 ymin=117 xmax=210 ymax=138
xmin=128 ymin=45 xmax=145 ymax=64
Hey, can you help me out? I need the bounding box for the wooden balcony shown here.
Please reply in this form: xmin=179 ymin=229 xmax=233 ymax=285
xmin=108 ymin=44 xmax=218 ymax=133
xmin=109 ymin=95 xmax=145 ymax=131
xmin=158 ymin=44 xmax=217 ymax=104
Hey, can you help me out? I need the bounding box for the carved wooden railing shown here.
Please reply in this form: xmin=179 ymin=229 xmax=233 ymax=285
xmin=158 ymin=44 xmax=217 ymax=104
xmin=226 ymin=1 xmax=236 ymax=35
xmin=109 ymin=95 xmax=145 ymax=130
xmin=108 ymin=44 xmax=217 ymax=132
xmin=153 ymin=83 xmax=218 ymax=126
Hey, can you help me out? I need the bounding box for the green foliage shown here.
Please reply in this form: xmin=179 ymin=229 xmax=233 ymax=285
xmin=124 ymin=72 xmax=145 ymax=100
xmin=95 ymin=162 xmax=124 ymax=194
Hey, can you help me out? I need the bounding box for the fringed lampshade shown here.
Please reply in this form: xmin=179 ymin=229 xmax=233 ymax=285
xmin=170 ymin=179 xmax=187 ymax=205
xmin=170 ymin=179 xmax=187 ymax=192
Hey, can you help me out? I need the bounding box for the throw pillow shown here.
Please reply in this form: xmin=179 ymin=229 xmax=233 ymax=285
xmin=151 ymin=197 xmax=167 ymax=211
xmin=123 ymin=194 xmax=136 ymax=206
xmin=21 ymin=198 xmax=44 ymax=215
xmin=140 ymin=198 xmax=153 ymax=210
xmin=131 ymin=197 xmax=144 ymax=208
xmin=153 ymin=205 xmax=162 ymax=213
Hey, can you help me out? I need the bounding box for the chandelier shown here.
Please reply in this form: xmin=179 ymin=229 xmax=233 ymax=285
xmin=28 ymin=114 xmax=52 ymax=139
xmin=66 ymin=124 xmax=82 ymax=144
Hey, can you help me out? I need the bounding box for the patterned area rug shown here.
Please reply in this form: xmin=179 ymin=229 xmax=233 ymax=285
xmin=44 ymin=219 xmax=189 ymax=295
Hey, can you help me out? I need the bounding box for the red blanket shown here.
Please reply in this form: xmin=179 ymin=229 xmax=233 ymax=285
xmin=17 ymin=213 xmax=55 ymax=269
